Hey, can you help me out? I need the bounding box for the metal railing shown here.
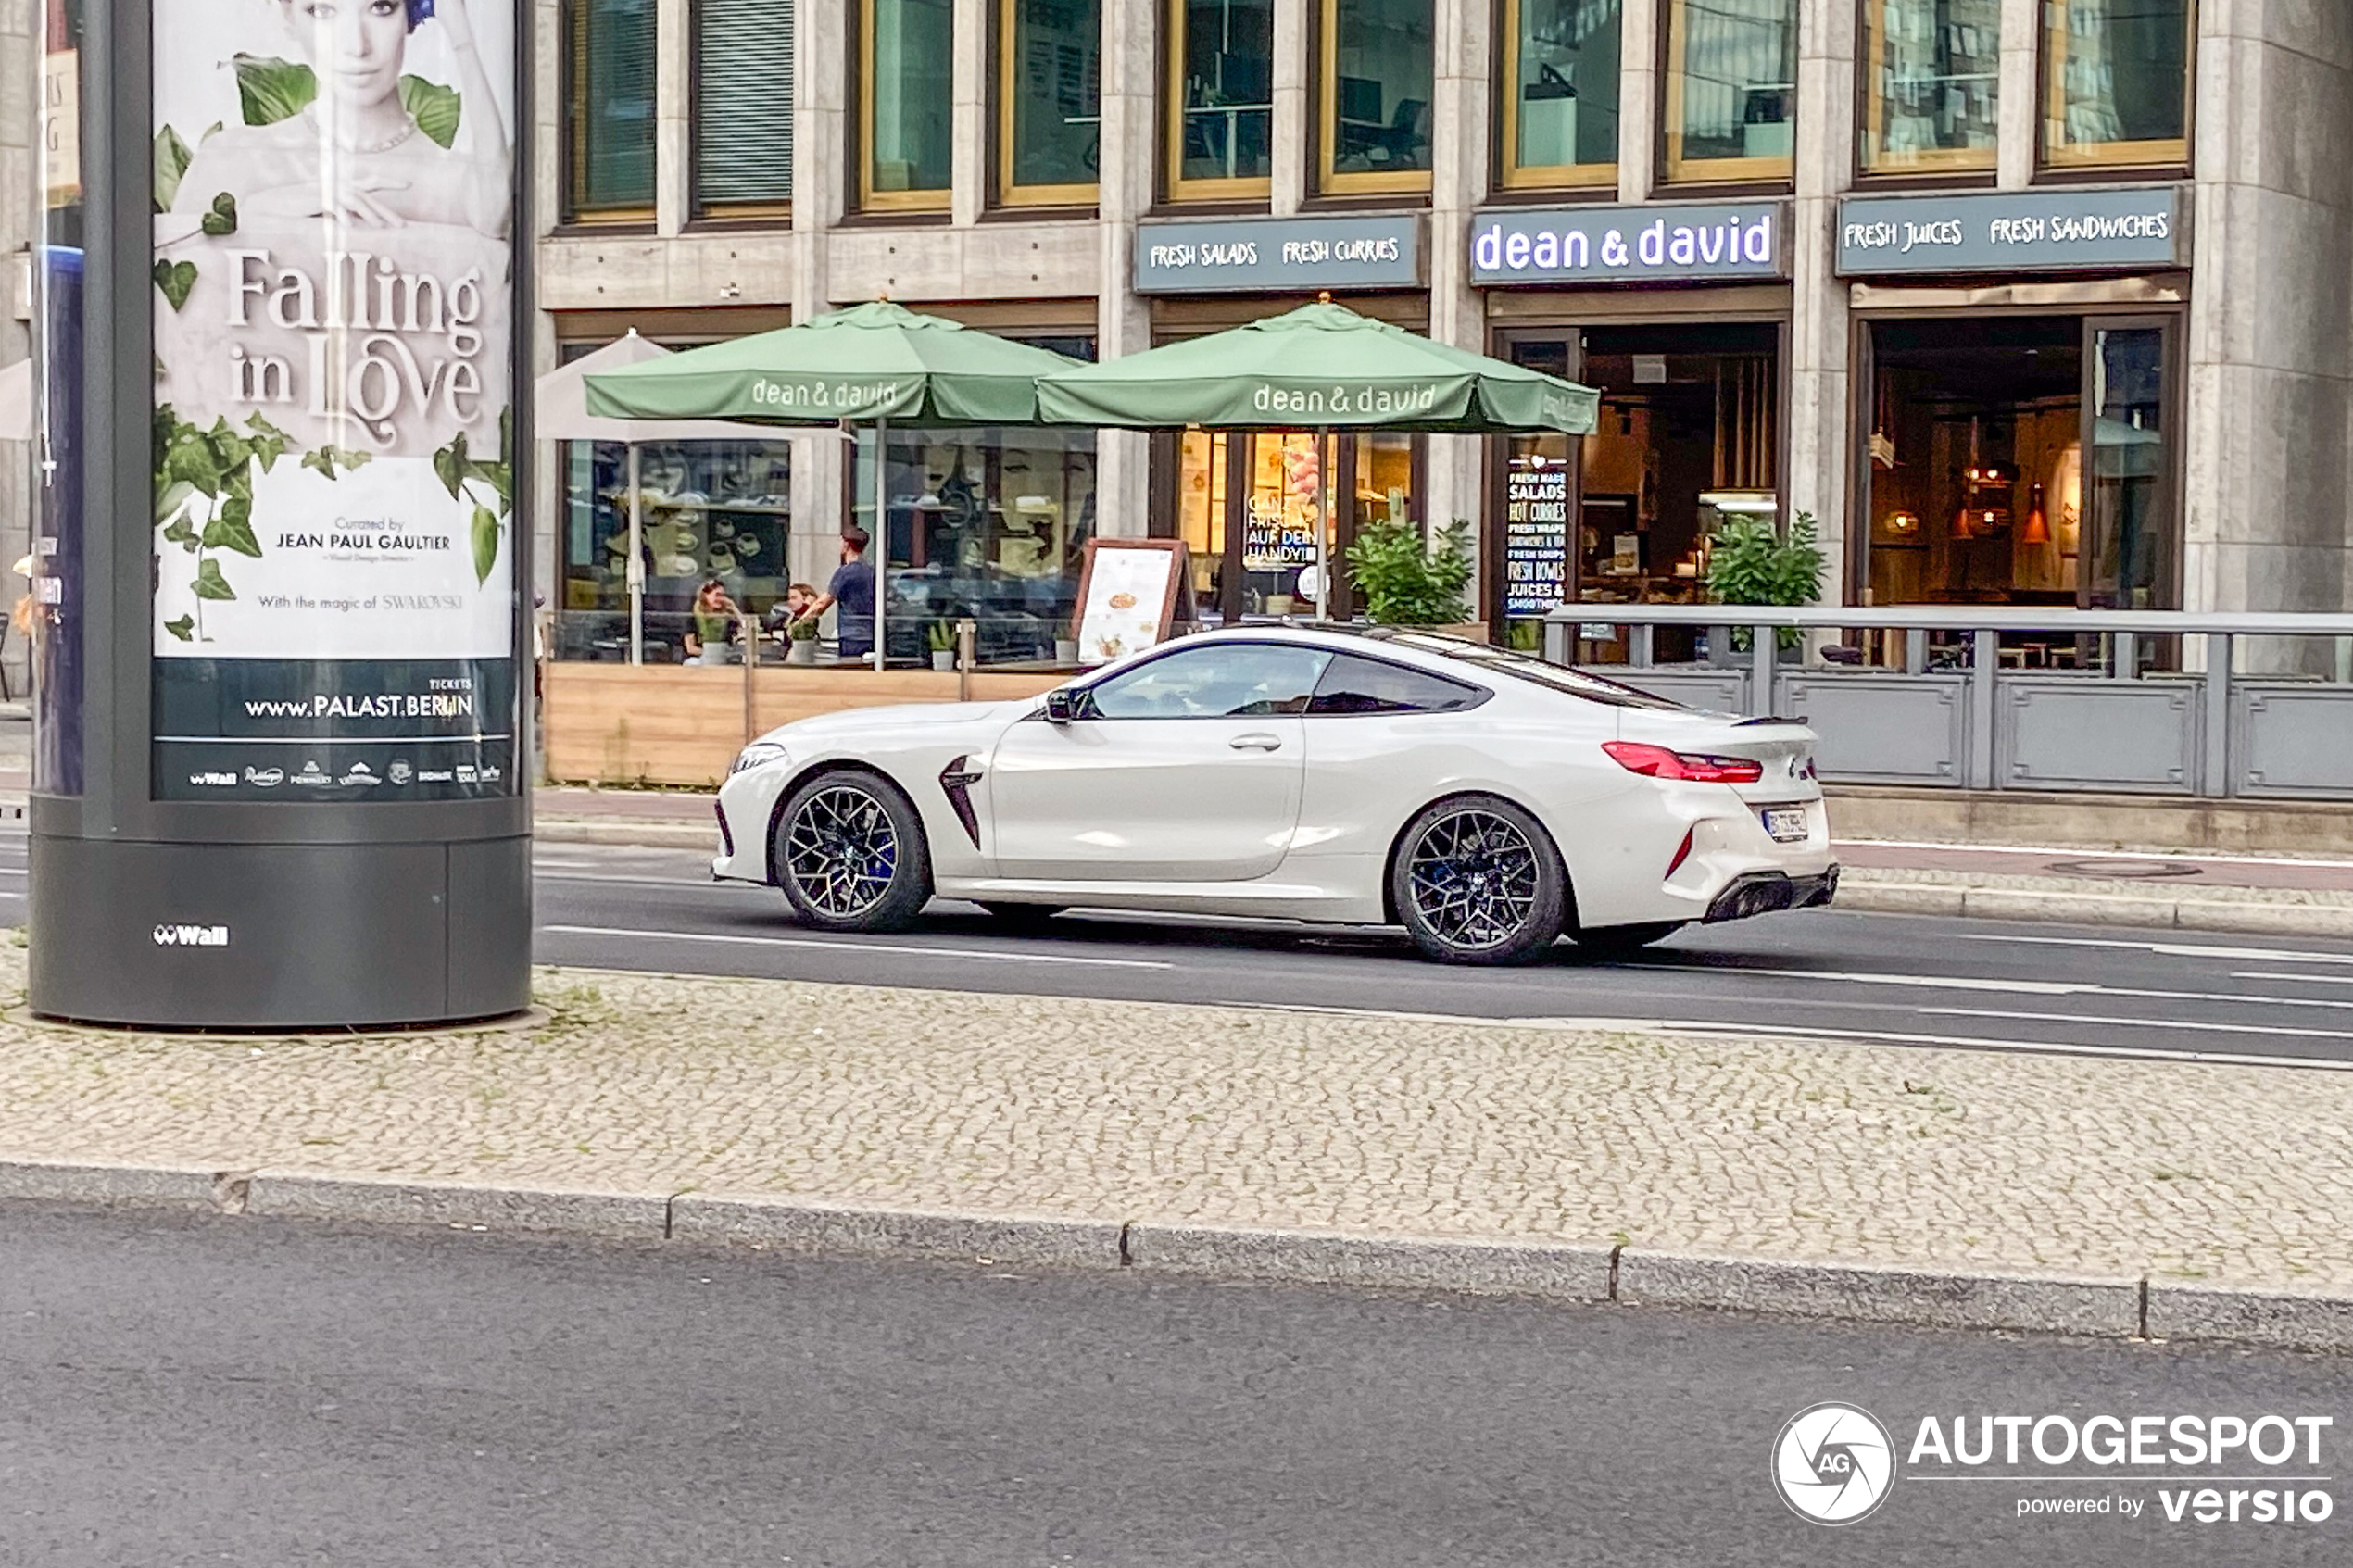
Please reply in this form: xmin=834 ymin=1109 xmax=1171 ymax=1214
xmin=1541 ymin=606 xmax=2353 ymax=800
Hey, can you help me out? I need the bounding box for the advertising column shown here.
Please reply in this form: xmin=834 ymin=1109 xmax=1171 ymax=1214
xmin=151 ymin=0 xmax=516 ymax=802
xmin=26 ymin=0 xmax=530 ymax=1028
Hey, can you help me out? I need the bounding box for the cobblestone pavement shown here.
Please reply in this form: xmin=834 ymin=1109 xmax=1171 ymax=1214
xmin=2 ymin=945 xmax=2348 ymax=1292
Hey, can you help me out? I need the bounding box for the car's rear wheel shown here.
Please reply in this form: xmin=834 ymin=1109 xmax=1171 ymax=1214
xmin=1390 ymin=795 xmax=1568 ymax=966
xmin=1575 ymin=921 xmax=1684 ymax=957
xmin=774 ymin=770 xmax=932 ymax=933
xmin=978 ymin=901 xmax=1067 ymax=928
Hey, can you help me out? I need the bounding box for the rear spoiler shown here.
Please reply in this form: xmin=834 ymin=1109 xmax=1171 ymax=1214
xmin=1733 ymin=715 xmax=1807 ymax=727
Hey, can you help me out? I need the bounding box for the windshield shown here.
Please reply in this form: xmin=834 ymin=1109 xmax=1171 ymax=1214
xmin=1361 ymin=630 xmax=1689 ymax=711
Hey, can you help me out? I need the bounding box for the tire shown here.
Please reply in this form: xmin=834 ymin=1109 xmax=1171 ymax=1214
xmin=774 ymin=769 xmax=933 ymax=933
xmin=1575 ymin=921 xmax=1684 ymax=957
xmin=1389 ymin=794 xmax=1570 ymax=966
xmin=978 ymin=901 xmax=1067 ymax=928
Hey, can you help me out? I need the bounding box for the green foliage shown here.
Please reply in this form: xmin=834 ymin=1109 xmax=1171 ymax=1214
xmin=471 ymin=507 xmax=501 ymax=586
xmin=233 ymin=55 xmax=317 ymax=125
xmin=925 ymin=621 xmax=956 ymax=652
xmin=152 ymin=407 xmax=312 ymax=634
xmin=1345 ymin=518 xmax=1474 ymax=627
xmin=199 ymin=192 xmax=238 ymax=238
xmin=163 ymin=615 xmax=196 ymax=642
xmin=192 ymin=558 xmax=236 ymax=600
xmin=1704 ymin=510 xmax=1825 ymax=651
xmin=436 ymin=430 xmax=513 ymax=586
xmin=398 ymin=77 xmax=462 ymax=148
xmin=153 ymin=258 xmax=195 ymax=312
xmin=154 ymin=126 xmax=194 ymax=212
xmin=300 ymin=445 xmax=372 ymax=479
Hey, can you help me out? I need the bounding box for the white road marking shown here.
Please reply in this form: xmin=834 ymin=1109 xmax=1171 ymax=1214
xmin=2234 ymin=970 xmax=2353 ymax=986
xmin=1917 ymin=1007 xmax=2353 ymax=1042
xmin=1640 ymin=961 xmax=2353 ymax=1012
xmin=541 ymin=923 xmax=1176 ymax=970
xmin=1957 ymin=933 xmax=2353 ymax=966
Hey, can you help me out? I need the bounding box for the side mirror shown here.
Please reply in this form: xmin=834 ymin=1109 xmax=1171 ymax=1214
xmin=1042 ymin=689 xmax=1076 ymax=725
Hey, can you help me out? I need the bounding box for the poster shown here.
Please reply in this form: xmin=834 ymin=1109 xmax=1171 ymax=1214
xmin=1503 ymin=453 xmax=1570 ymax=618
xmin=1074 ymin=541 xmax=1184 ymax=666
xmin=150 ymin=0 xmax=517 ymax=801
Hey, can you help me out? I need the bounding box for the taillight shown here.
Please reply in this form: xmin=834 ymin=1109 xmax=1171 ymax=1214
xmin=1603 ymin=740 xmax=1766 ymax=784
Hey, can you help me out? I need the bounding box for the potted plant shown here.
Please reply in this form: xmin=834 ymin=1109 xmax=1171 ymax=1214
xmin=1344 ymin=518 xmax=1474 ymax=627
xmin=1704 ymin=510 xmax=1826 ymax=654
xmin=785 ymin=613 xmax=824 ymax=665
xmin=926 ymin=621 xmax=958 ymax=671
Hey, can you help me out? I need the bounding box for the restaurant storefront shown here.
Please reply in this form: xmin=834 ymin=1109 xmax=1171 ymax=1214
xmin=1837 ymin=187 xmax=2188 ymax=662
xmin=1137 ymin=214 xmax=1428 ymax=623
xmin=1471 ymin=200 xmax=1792 ymax=659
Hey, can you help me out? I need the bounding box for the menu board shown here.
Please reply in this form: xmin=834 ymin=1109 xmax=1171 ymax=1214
xmin=1503 ymin=455 xmax=1571 ymax=618
xmin=1073 ymin=539 xmax=1188 ymax=666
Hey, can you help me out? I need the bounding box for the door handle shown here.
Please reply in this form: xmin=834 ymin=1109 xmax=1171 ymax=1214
xmin=1228 ymin=733 xmax=1283 ymax=751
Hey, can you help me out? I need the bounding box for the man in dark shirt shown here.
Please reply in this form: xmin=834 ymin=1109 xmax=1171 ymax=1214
xmin=807 ymin=530 xmax=875 ymax=661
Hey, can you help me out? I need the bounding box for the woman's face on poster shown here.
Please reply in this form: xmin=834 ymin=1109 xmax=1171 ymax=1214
xmin=280 ymin=0 xmax=409 ymax=107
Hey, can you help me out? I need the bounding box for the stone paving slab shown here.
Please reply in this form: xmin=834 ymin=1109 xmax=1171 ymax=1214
xmin=1 ymin=946 xmax=2350 ymax=1299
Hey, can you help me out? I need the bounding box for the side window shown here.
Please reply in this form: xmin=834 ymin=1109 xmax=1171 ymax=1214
xmin=1308 ymin=653 xmax=1487 ymax=715
xmin=1086 ymin=645 xmax=1334 ymax=720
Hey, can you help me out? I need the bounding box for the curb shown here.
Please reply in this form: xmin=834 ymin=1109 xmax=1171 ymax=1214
xmin=1835 ymin=875 xmax=2353 ymax=939
xmin=7 ymin=1158 xmax=2351 ymax=1353
xmin=538 ymin=820 xmax=712 ymax=850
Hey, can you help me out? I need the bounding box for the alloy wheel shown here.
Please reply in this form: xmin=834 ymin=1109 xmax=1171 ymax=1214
xmin=1405 ymin=809 xmax=1542 ymax=953
xmin=783 ymin=784 xmax=900 ymax=919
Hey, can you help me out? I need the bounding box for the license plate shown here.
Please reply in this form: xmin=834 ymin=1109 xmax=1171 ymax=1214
xmin=1762 ymin=808 xmax=1809 ymax=844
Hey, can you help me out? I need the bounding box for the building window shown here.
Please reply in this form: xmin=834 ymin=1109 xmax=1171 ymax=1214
xmin=1861 ymin=0 xmax=1999 ymax=176
xmin=565 ymin=0 xmax=658 ymax=220
xmin=1319 ymin=0 xmax=1434 ymax=194
xmin=1661 ymin=0 xmax=1796 ymax=185
xmin=1168 ymin=431 xmax=1419 ymax=621
xmin=696 ymin=0 xmax=795 ymax=216
xmin=556 ymin=436 xmax=795 ymax=663
xmin=1000 ymin=0 xmax=1101 ymax=207
xmin=1498 ymin=0 xmax=1620 ymax=191
xmin=1167 ymin=0 xmax=1274 ymax=200
xmin=861 ymin=0 xmax=954 ymax=210
xmin=2042 ymin=0 xmax=2191 ymax=169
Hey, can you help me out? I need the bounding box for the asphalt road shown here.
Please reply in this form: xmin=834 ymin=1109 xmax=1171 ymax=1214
xmin=1 ymin=1203 xmax=2345 ymax=1568
xmin=5 ymin=831 xmax=2352 ymax=1064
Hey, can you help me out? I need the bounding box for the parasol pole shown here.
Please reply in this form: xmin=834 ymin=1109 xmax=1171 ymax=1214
xmin=872 ymin=414 xmax=888 ymax=672
xmin=1315 ymin=424 xmax=1332 ymax=622
xmin=625 ymin=443 xmax=645 ymax=665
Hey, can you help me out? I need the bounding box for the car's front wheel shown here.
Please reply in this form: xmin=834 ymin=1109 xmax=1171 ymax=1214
xmin=1390 ymin=795 xmax=1569 ymax=965
xmin=774 ymin=769 xmax=933 ymax=932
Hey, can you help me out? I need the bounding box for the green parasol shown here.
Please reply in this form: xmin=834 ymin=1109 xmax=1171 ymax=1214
xmin=1033 ymin=300 xmax=1599 ymax=435
xmin=1035 ymin=300 xmax=1599 ymax=619
xmin=585 ymin=301 xmax=1085 ymax=671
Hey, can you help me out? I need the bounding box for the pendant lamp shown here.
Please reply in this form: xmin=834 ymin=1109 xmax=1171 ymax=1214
xmin=2022 ymin=483 xmax=2051 ymax=546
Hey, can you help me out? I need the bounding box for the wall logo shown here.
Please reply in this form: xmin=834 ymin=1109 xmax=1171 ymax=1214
xmin=152 ymin=923 xmax=230 ymax=947
xmin=1775 ymin=1403 xmax=1897 ymax=1525
xmin=387 ymin=759 xmax=413 ymax=785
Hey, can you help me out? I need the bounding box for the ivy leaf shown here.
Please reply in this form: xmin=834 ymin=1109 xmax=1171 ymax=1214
xmin=398 ymin=76 xmax=461 ymax=149
xmin=203 ymin=495 xmax=263 ymax=558
xmin=471 ymin=505 xmax=501 ymax=586
xmin=155 ymin=477 xmax=196 ymax=526
xmin=243 ymin=412 xmax=289 ymax=470
xmin=200 ymin=192 xmax=238 ymax=237
xmin=154 ymin=126 xmax=194 ymax=213
xmin=470 ymin=457 xmax=512 ymax=511
xmin=164 ymin=426 xmax=223 ymax=495
xmin=162 ymin=515 xmax=199 ymax=548
xmin=192 ymin=558 xmax=236 ymax=600
xmin=433 ymin=433 xmax=468 ymax=501
xmin=164 ymin=614 xmax=196 ymax=642
xmin=154 ymin=258 xmax=197 ymax=312
xmin=232 ymin=55 xmax=317 ymax=127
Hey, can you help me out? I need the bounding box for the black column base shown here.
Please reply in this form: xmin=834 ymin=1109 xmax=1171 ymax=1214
xmin=26 ymin=834 xmax=532 ymax=1029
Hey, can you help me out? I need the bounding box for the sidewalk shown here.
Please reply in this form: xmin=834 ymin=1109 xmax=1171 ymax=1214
xmin=535 ymin=785 xmax=2353 ymax=936
xmin=3 ymin=945 xmax=2350 ymax=1348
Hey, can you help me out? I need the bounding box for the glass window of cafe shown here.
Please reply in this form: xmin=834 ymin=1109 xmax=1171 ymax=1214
xmin=1860 ymin=0 xmax=1999 ymax=177
xmin=1164 ymin=431 xmax=1418 ymax=624
xmin=555 ymin=430 xmax=794 ymax=663
xmin=2042 ymin=0 xmax=2191 ymax=170
xmin=1856 ymin=314 xmax=2177 ymax=643
xmin=861 ymin=0 xmax=955 ymax=211
xmin=564 ymin=0 xmax=658 ymax=220
xmin=1497 ymin=322 xmax=1780 ymax=659
xmin=1498 ymin=0 xmax=1620 ymax=191
xmin=855 ymin=335 xmax=1100 ymax=666
xmin=1318 ymin=0 xmax=1434 ymax=194
xmin=1167 ymin=0 xmax=1274 ymax=200
xmin=1660 ymin=0 xmax=1796 ymax=185
xmin=1000 ymin=0 xmax=1101 ymax=207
